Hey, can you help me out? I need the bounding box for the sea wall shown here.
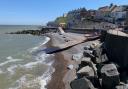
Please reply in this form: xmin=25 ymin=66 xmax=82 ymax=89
xmin=104 ymin=30 xmax=128 ymax=69
xmin=65 ymin=28 xmax=101 ymax=34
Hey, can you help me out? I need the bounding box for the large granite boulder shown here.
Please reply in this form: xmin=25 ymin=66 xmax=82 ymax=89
xmin=77 ymin=66 xmax=94 ymax=78
xmin=101 ymin=64 xmax=120 ymax=89
xmin=70 ymin=77 xmax=96 ymax=89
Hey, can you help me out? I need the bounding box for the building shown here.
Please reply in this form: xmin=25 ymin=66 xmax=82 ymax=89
xmin=111 ymin=5 xmax=128 ymax=26
xmin=95 ymin=4 xmax=117 ymax=23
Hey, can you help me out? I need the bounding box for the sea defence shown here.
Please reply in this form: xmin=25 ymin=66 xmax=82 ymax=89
xmin=103 ymin=30 xmax=128 ymax=69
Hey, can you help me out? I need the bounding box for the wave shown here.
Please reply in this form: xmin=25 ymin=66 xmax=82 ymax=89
xmin=24 ymin=53 xmax=53 ymax=69
xmin=10 ymin=74 xmax=39 ymax=89
xmin=40 ymin=66 xmax=55 ymax=89
xmin=7 ymin=65 xmax=18 ymax=75
xmin=29 ymin=36 xmax=50 ymax=53
xmin=4 ymin=36 xmax=53 ymax=89
xmin=0 ymin=56 xmax=22 ymax=66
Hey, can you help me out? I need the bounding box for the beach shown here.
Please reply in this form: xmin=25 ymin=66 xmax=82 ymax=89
xmin=45 ymin=32 xmax=99 ymax=89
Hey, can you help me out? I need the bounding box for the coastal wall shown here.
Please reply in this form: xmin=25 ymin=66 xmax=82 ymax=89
xmin=104 ymin=30 xmax=128 ymax=69
xmin=65 ymin=28 xmax=101 ymax=34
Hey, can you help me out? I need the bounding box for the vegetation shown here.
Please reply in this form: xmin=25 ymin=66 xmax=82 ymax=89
xmin=55 ymin=17 xmax=67 ymax=24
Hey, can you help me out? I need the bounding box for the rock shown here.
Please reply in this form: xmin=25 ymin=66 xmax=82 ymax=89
xmin=77 ymin=66 xmax=94 ymax=77
xmin=87 ymin=76 xmax=101 ymax=88
xmin=78 ymin=57 xmax=97 ymax=77
xmin=67 ymin=64 xmax=74 ymax=70
xmin=101 ymin=64 xmax=120 ymax=89
xmin=70 ymin=77 xmax=96 ymax=89
xmin=120 ymin=71 xmax=128 ymax=83
xmin=83 ymin=50 xmax=94 ymax=58
xmin=115 ymin=84 xmax=128 ymax=89
xmin=90 ymin=42 xmax=100 ymax=50
xmin=81 ymin=57 xmax=91 ymax=63
xmin=84 ymin=46 xmax=90 ymax=50
xmin=101 ymin=64 xmax=119 ymax=76
xmin=81 ymin=57 xmax=97 ymax=75
xmin=92 ymin=46 xmax=108 ymax=63
xmin=72 ymin=53 xmax=83 ymax=62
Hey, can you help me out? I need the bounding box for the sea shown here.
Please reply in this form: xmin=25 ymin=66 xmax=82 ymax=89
xmin=0 ymin=25 xmax=54 ymax=89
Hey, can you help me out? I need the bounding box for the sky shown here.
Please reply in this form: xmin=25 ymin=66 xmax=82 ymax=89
xmin=0 ymin=0 xmax=127 ymax=25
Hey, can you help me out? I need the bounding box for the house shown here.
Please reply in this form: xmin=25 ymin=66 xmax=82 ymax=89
xmin=95 ymin=4 xmax=117 ymax=22
xmin=111 ymin=5 xmax=128 ymax=26
xmin=111 ymin=6 xmax=127 ymax=20
xmin=95 ymin=6 xmax=110 ymax=20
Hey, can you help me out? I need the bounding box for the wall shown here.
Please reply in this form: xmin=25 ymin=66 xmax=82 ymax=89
xmin=104 ymin=30 xmax=128 ymax=68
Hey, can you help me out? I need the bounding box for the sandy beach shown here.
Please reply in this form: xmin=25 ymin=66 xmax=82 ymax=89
xmin=46 ymin=32 xmax=99 ymax=89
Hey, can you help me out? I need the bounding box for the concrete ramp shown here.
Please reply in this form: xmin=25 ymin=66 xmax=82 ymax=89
xmin=58 ymin=27 xmax=65 ymax=34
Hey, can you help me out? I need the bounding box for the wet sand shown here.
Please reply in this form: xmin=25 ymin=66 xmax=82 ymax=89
xmin=47 ymin=52 xmax=68 ymax=89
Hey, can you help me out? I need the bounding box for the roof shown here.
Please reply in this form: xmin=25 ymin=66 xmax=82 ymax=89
xmin=98 ymin=6 xmax=110 ymax=12
xmin=112 ymin=5 xmax=128 ymax=12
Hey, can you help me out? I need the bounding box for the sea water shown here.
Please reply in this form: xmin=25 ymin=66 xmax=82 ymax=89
xmin=0 ymin=25 xmax=54 ymax=89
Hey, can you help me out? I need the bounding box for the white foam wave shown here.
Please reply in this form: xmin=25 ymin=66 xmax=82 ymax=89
xmin=9 ymin=52 xmax=55 ymax=89
xmin=7 ymin=56 xmax=13 ymax=60
xmin=24 ymin=53 xmax=53 ymax=69
xmin=24 ymin=61 xmax=43 ymax=69
xmin=40 ymin=66 xmax=55 ymax=89
xmin=7 ymin=42 xmax=55 ymax=89
xmin=41 ymin=37 xmax=50 ymax=45
xmin=0 ymin=56 xmax=22 ymax=66
xmin=7 ymin=65 xmax=18 ymax=75
xmin=12 ymin=74 xmax=41 ymax=89
xmin=29 ymin=37 xmax=50 ymax=53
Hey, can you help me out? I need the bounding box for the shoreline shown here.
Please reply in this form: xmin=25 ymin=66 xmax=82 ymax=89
xmin=45 ymin=33 xmax=96 ymax=89
xmin=45 ymin=34 xmax=68 ymax=89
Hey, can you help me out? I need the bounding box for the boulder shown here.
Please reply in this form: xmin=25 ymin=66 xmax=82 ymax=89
xmin=77 ymin=66 xmax=94 ymax=77
xmin=70 ymin=77 xmax=96 ymax=89
xmin=92 ymin=46 xmax=108 ymax=63
xmin=83 ymin=50 xmax=94 ymax=58
xmin=115 ymin=84 xmax=128 ymax=89
xmin=72 ymin=53 xmax=83 ymax=62
xmin=67 ymin=64 xmax=74 ymax=70
xmin=101 ymin=64 xmax=119 ymax=76
xmin=84 ymin=46 xmax=90 ymax=50
xmin=90 ymin=42 xmax=99 ymax=49
xmin=81 ymin=57 xmax=91 ymax=63
xmin=101 ymin=64 xmax=120 ymax=89
xmin=87 ymin=76 xmax=101 ymax=88
xmin=81 ymin=57 xmax=97 ymax=76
